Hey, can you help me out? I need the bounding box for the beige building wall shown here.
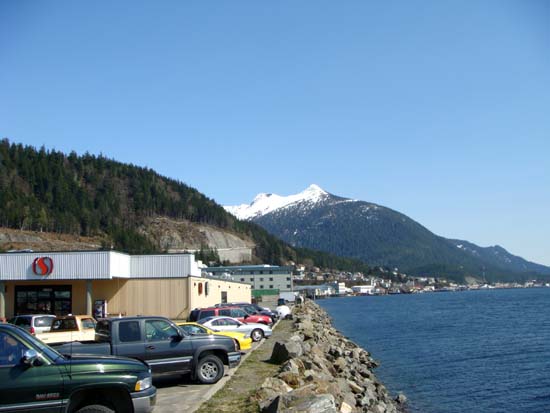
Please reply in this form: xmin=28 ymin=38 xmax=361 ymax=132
xmin=188 ymin=277 xmax=251 ymax=313
xmin=93 ymin=278 xmax=189 ymax=320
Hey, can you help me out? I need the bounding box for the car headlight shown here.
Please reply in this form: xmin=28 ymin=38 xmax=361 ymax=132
xmin=135 ymin=376 xmax=152 ymax=392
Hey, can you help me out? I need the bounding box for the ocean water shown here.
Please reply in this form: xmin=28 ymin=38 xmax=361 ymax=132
xmin=318 ymin=288 xmax=550 ymax=413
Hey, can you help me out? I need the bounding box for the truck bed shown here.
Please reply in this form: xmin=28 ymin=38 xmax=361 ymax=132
xmin=52 ymin=341 xmax=112 ymax=356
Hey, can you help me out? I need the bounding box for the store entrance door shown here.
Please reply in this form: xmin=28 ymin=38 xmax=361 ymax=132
xmin=14 ymin=285 xmax=72 ymax=316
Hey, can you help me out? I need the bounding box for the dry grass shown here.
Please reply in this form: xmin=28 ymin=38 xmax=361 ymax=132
xmin=196 ymin=319 xmax=293 ymax=413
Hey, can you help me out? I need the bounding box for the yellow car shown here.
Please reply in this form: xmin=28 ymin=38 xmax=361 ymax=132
xmin=177 ymin=322 xmax=252 ymax=351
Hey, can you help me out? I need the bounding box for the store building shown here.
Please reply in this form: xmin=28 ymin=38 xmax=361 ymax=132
xmin=0 ymin=251 xmax=251 ymax=320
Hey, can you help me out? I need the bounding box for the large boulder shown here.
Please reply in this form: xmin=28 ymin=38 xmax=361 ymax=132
xmin=255 ymin=377 xmax=293 ymax=412
xmin=280 ymin=393 xmax=337 ymax=413
xmin=271 ymin=340 xmax=303 ymax=364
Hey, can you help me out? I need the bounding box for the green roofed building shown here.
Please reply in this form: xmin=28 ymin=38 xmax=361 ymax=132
xmin=204 ymin=265 xmax=293 ymax=296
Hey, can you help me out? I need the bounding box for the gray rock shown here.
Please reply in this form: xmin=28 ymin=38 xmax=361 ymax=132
xmin=341 ymin=392 xmax=357 ymax=411
xmin=372 ymin=402 xmax=387 ymax=413
xmin=281 ymin=358 xmax=305 ymax=375
xmin=279 ymin=371 xmax=302 ymax=388
xmin=346 ymin=380 xmax=364 ymax=394
xmin=280 ymin=393 xmax=337 ymax=413
xmin=271 ymin=340 xmax=303 ymax=364
xmin=395 ymin=392 xmax=407 ymax=405
xmin=271 ymin=342 xmax=291 ymax=364
xmin=333 ymin=357 xmax=347 ymax=372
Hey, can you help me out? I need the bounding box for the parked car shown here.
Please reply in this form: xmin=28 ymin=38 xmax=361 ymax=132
xmin=0 ymin=323 xmax=156 ymax=413
xmin=52 ymin=316 xmax=241 ymax=384
xmin=276 ymin=304 xmax=292 ymax=319
xmin=177 ymin=321 xmax=252 ymax=351
xmin=7 ymin=314 xmax=56 ymax=335
xmin=35 ymin=315 xmax=97 ymax=344
xmin=214 ymin=302 xmax=279 ymax=323
xmin=189 ymin=306 xmax=273 ymax=325
xmin=199 ymin=316 xmax=272 ymax=342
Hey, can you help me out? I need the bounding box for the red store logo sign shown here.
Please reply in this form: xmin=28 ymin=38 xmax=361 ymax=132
xmin=32 ymin=257 xmax=54 ymax=276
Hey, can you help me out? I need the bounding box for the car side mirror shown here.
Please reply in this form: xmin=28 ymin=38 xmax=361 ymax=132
xmin=244 ymin=314 xmax=249 ymax=319
xmin=172 ymin=330 xmax=184 ymax=341
xmin=22 ymin=349 xmax=40 ymax=367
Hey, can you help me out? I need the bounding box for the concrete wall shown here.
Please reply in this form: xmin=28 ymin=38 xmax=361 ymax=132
xmin=180 ymin=247 xmax=253 ymax=264
xmin=216 ymin=247 xmax=253 ymax=263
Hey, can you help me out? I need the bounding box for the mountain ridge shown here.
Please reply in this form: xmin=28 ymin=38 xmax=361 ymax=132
xmin=225 ymin=185 xmax=550 ymax=282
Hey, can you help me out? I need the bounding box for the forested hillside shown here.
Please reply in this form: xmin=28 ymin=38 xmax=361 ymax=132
xmin=0 ymin=140 xmax=370 ymax=273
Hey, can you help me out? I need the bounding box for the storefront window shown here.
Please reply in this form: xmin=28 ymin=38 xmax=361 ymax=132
xmin=15 ymin=286 xmax=72 ymax=316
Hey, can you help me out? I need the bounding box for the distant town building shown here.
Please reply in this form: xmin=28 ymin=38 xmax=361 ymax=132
xmin=205 ymin=264 xmax=293 ymax=299
xmin=352 ymin=285 xmax=376 ymax=295
xmin=330 ymin=281 xmax=348 ymax=295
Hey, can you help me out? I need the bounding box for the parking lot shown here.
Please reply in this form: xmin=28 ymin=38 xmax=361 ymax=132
xmin=154 ymin=335 xmax=265 ymax=412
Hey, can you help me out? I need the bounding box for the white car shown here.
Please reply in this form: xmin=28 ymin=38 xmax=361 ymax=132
xmin=199 ymin=316 xmax=272 ymax=342
xmin=276 ymin=305 xmax=291 ymax=319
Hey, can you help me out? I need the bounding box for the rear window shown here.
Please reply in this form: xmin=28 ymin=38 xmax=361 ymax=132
xmin=34 ymin=317 xmax=54 ymax=327
xmin=219 ymin=309 xmax=231 ymax=316
xmin=198 ymin=310 xmax=216 ymax=319
xmin=81 ymin=318 xmax=96 ymax=329
xmin=14 ymin=317 xmax=31 ymax=327
xmin=51 ymin=318 xmax=77 ymax=331
xmin=96 ymin=321 xmax=111 ymax=340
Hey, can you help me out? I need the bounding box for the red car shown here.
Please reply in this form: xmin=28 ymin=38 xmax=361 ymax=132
xmin=189 ymin=306 xmax=273 ymax=325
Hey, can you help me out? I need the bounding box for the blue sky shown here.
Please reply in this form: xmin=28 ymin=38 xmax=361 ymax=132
xmin=1 ymin=1 xmax=549 ymax=265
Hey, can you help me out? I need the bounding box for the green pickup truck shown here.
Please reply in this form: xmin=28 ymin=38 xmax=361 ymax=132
xmin=0 ymin=323 xmax=156 ymax=413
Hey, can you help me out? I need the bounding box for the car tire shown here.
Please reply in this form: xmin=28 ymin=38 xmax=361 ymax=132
xmin=75 ymin=405 xmax=115 ymax=413
xmin=196 ymin=355 xmax=224 ymax=384
xmin=251 ymin=328 xmax=264 ymax=342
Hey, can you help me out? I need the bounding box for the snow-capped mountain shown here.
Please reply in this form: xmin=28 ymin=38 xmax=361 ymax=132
xmin=225 ymin=185 xmax=550 ymax=282
xmin=225 ymin=184 xmax=333 ymax=220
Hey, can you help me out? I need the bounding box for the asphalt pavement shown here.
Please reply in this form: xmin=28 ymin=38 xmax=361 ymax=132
xmin=153 ymin=336 xmax=267 ymax=412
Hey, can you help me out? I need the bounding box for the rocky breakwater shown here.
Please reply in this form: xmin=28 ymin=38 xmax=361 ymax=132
xmin=254 ymin=300 xmax=406 ymax=413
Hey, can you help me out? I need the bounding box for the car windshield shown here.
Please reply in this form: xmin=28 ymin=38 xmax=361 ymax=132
xmin=243 ymin=305 xmax=258 ymax=314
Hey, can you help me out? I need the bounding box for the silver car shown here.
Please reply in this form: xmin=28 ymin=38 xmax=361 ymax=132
xmin=8 ymin=314 xmax=56 ymax=335
xmin=199 ymin=316 xmax=273 ymax=342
